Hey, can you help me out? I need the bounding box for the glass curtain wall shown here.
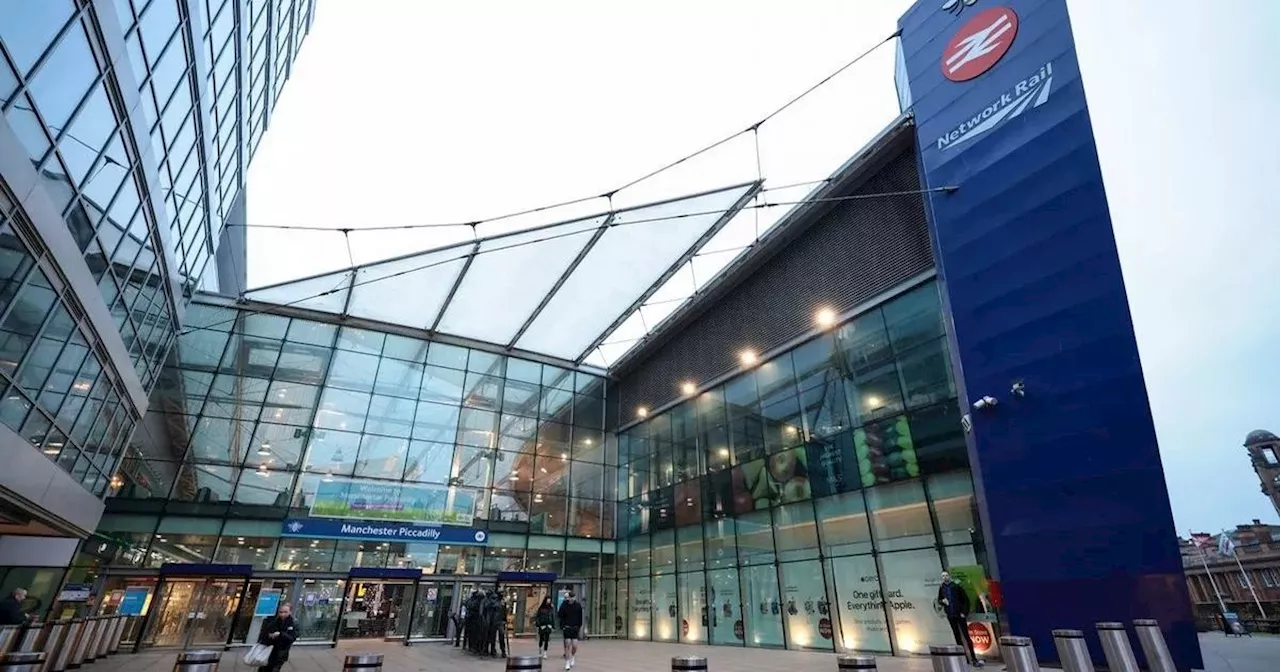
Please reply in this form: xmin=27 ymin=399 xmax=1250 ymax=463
xmin=92 ymin=301 xmax=615 ymax=631
xmin=612 ymin=283 xmax=982 ymax=654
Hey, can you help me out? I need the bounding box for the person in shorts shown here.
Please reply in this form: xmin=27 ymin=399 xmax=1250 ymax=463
xmin=556 ymin=592 xmax=584 ymax=670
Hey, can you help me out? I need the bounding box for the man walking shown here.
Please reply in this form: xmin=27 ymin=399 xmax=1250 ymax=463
xmin=556 ymin=592 xmax=584 ymax=670
xmin=936 ymin=571 xmax=982 ymax=667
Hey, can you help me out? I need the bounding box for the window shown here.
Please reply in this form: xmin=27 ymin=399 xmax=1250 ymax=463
xmin=1262 ymin=448 xmax=1278 ymax=466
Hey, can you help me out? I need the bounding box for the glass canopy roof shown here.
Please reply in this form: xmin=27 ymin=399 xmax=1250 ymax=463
xmin=244 ymin=182 xmax=760 ymax=369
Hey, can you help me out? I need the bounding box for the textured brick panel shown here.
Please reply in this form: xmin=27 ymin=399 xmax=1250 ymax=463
xmin=614 ymin=142 xmax=933 ymax=422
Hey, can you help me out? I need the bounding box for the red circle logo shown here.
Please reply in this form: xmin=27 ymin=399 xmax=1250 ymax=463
xmin=968 ymin=622 xmax=993 ymax=654
xmin=941 ymin=6 xmax=1019 ymax=82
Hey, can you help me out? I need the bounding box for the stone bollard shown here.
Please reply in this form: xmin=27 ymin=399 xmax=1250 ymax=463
xmin=928 ymin=645 xmax=967 ymax=672
xmin=172 ymin=649 xmax=221 ymax=672
xmin=1095 ymin=623 xmax=1138 ymax=672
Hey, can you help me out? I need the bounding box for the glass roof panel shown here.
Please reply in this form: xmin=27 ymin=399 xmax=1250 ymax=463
xmin=436 ymin=215 xmax=605 ymax=344
xmin=244 ymin=271 xmax=351 ymax=313
xmin=515 ymin=183 xmax=755 ymax=361
xmin=345 ymin=247 xmax=471 ymax=329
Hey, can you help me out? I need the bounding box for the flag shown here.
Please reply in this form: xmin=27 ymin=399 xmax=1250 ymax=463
xmin=1191 ymin=533 xmax=1214 ymax=549
xmin=1219 ymin=533 xmax=1236 ymax=556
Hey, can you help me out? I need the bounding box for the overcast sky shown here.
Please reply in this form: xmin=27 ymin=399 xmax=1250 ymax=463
xmin=244 ymin=0 xmax=1280 ymax=534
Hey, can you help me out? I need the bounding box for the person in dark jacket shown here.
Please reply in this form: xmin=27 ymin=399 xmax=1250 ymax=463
xmin=257 ymin=603 xmax=298 ymax=672
xmin=0 ymin=589 xmax=28 ymax=626
xmin=556 ymin=592 xmax=584 ymax=670
xmin=534 ymin=596 xmax=556 ymax=659
xmin=936 ymin=571 xmax=982 ymax=667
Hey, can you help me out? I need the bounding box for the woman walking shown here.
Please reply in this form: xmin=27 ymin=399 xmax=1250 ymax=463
xmin=257 ymin=603 xmax=298 ymax=672
xmin=535 ymin=596 xmax=556 ymax=659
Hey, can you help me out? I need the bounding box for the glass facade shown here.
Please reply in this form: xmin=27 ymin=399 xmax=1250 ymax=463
xmin=0 ymin=177 xmax=138 ymax=496
xmin=613 ymin=282 xmax=984 ymax=654
xmin=0 ymin=0 xmax=314 ymax=520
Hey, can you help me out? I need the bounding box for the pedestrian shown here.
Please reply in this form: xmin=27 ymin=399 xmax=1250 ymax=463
xmin=256 ymin=603 xmax=298 ymax=672
xmin=0 ymin=589 xmax=27 ymax=626
xmin=557 ymin=592 xmax=584 ymax=670
xmin=535 ymin=596 xmax=556 ymax=659
xmin=936 ymin=571 xmax=983 ymax=667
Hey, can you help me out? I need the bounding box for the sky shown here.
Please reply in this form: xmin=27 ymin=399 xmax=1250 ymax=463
xmin=245 ymin=0 xmax=1280 ymax=534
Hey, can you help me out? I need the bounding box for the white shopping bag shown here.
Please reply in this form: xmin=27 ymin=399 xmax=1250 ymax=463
xmin=242 ymin=643 xmax=272 ymax=666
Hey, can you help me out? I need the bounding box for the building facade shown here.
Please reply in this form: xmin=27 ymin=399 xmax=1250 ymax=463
xmin=1244 ymin=430 xmax=1280 ymax=519
xmin=1181 ymin=521 xmax=1280 ymax=632
xmin=0 ymin=0 xmax=312 ymax=585
xmin=0 ymin=1 xmax=1203 ymax=670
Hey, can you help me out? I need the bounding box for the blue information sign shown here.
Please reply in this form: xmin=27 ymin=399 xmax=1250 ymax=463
xmin=279 ymin=517 xmax=489 ymax=545
xmin=254 ymin=590 xmax=282 ymax=617
xmin=119 ymin=588 xmax=150 ymax=616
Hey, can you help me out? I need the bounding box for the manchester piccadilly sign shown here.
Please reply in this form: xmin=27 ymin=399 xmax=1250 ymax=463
xmin=279 ymin=517 xmax=490 ymax=545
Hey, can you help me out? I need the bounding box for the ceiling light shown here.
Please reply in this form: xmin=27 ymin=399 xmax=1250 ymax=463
xmin=866 ymin=395 xmax=882 ymax=408
xmin=739 ymin=349 xmax=758 ymax=366
xmin=637 ymin=407 xmax=649 ymax=419
xmin=680 ymin=381 xmax=697 ymax=395
xmin=815 ymin=307 xmax=837 ymax=327
xmin=718 ymin=448 xmax=729 ymax=458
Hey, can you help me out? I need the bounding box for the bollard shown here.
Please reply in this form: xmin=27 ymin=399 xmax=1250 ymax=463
xmin=92 ymin=619 xmax=112 ymax=661
xmin=173 ymin=650 xmax=220 ymax=672
xmin=1132 ymin=620 xmax=1175 ymax=672
xmin=671 ymin=656 xmax=707 ymax=672
xmin=999 ymin=636 xmax=1040 ymax=672
xmin=929 ymin=645 xmax=968 ymax=672
xmin=1052 ymin=629 xmax=1094 ymax=672
xmin=1 ymin=652 xmax=46 ymax=672
xmin=68 ymin=618 xmax=99 ymax=668
xmin=84 ymin=620 xmax=106 ymax=663
xmin=0 ymin=627 xmax=19 ymax=656
xmin=342 ymin=653 xmax=383 ymax=672
xmin=15 ymin=625 xmax=44 ymax=653
xmin=106 ymin=617 xmax=126 ymax=656
xmin=50 ymin=620 xmax=82 ymax=672
xmin=506 ymin=655 xmax=542 ymax=672
xmin=41 ymin=621 xmax=71 ymax=672
xmin=1095 ymin=623 xmax=1139 ymax=672
xmin=837 ymin=654 xmax=876 ymax=671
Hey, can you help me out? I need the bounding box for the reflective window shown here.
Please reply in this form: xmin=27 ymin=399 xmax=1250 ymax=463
xmin=29 ymin=20 xmax=97 ymax=129
xmin=0 ymin=0 xmax=75 ymax=76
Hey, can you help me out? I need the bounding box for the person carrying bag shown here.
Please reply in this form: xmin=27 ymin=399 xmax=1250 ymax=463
xmin=244 ymin=603 xmax=298 ymax=672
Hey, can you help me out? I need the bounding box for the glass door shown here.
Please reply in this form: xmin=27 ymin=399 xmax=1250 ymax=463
xmin=142 ymin=577 xmax=246 ymax=648
xmin=409 ymin=581 xmax=454 ymax=639
xmin=504 ymin=583 xmax=551 ymax=637
xmin=296 ymin=579 xmax=344 ymax=642
xmin=231 ymin=579 xmax=295 ymax=645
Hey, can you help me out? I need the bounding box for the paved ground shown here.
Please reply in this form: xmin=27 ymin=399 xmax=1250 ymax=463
xmin=81 ymin=633 xmax=1273 ymax=672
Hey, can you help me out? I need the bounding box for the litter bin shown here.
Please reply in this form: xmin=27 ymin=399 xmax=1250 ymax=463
xmin=173 ymin=650 xmax=221 ymax=672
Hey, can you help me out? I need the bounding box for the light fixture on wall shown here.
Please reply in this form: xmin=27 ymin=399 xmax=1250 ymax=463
xmin=680 ymin=381 xmax=697 ymax=396
xmin=739 ymin=349 xmax=758 ymax=366
xmin=815 ymin=307 xmax=837 ymax=327
xmin=637 ymin=406 xmax=649 ymax=419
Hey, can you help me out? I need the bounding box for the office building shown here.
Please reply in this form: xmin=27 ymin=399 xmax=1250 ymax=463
xmin=0 ymin=0 xmax=313 ymax=582
xmin=0 ymin=1 xmax=1202 ymax=669
xmin=1245 ymin=430 xmax=1280 ymax=519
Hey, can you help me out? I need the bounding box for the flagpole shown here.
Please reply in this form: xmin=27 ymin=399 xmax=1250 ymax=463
xmin=1223 ymin=529 xmax=1268 ymax=618
xmin=1193 ymin=530 xmax=1227 ymax=612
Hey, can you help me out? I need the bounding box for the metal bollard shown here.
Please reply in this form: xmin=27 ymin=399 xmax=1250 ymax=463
xmin=70 ymin=618 xmax=100 ymax=667
xmin=999 ymin=636 xmax=1040 ymax=672
xmin=1095 ymin=623 xmax=1138 ymax=672
xmin=84 ymin=620 xmax=105 ymax=663
xmin=837 ymin=654 xmax=876 ymax=671
xmin=1052 ymin=629 xmax=1094 ymax=672
xmin=929 ymin=645 xmax=968 ymax=672
xmin=173 ymin=650 xmax=220 ymax=672
xmin=41 ymin=620 xmax=71 ymax=672
xmin=106 ymin=617 xmax=126 ymax=655
xmin=506 ymin=654 xmax=542 ymax=672
xmin=92 ymin=619 xmax=112 ymax=661
xmin=1132 ymin=620 xmax=1175 ymax=672
xmin=342 ymin=653 xmax=383 ymax=672
xmin=50 ymin=620 xmax=82 ymax=672
xmin=0 ymin=627 xmax=20 ymax=656
xmin=15 ymin=625 xmax=44 ymax=653
xmin=672 ymin=656 xmax=707 ymax=672
xmin=1 ymin=652 xmax=46 ymax=672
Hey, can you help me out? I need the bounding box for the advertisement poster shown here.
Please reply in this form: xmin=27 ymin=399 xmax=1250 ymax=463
xmin=119 ymin=587 xmax=151 ymax=616
xmin=948 ymin=565 xmax=995 ymax=616
xmin=742 ymin=565 xmax=784 ymax=647
xmin=779 ymin=560 xmax=833 ymax=650
xmin=707 ymin=569 xmax=740 ymax=644
xmin=678 ymin=573 xmax=706 ymax=643
xmin=652 ymin=574 xmax=677 ymax=641
xmin=628 ymin=578 xmax=651 ymax=640
xmin=310 ymin=478 xmax=474 ymax=525
xmin=807 ymin=433 xmax=858 ymax=497
xmin=880 ymin=550 xmax=950 ymax=655
xmin=830 ymin=555 xmax=891 ymax=652
xmin=731 ymin=447 xmax=811 ymax=515
xmin=853 ymin=415 xmax=919 ymax=486
xmin=254 ymin=589 xmax=282 ymax=617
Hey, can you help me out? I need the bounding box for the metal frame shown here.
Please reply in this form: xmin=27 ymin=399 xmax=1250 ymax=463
xmin=505 ymin=214 xmax=616 ymax=349
xmin=429 ymin=241 xmax=481 ymax=332
xmin=571 ymin=182 xmax=762 ymax=364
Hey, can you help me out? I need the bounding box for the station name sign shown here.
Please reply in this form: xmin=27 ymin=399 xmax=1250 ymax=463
xmin=280 ymin=517 xmax=489 ymax=545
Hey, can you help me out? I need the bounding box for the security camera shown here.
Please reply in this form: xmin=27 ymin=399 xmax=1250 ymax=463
xmin=972 ymin=396 xmax=998 ymax=410
xmin=1010 ymin=381 xmax=1026 ymax=398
